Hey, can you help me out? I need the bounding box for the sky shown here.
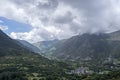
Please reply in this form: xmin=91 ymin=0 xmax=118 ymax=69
xmin=0 ymin=0 xmax=120 ymax=43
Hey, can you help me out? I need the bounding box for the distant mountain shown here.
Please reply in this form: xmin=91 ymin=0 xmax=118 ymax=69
xmin=108 ymin=30 xmax=120 ymax=41
xmin=33 ymin=39 xmax=58 ymax=53
xmin=33 ymin=39 xmax=66 ymax=57
xmin=53 ymin=33 xmax=111 ymax=61
xmin=52 ymin=31 xmax=120 ymax=61
xmin=17 ymin=40 xmax=40 ymax=54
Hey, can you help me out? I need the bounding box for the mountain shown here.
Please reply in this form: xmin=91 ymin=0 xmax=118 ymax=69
xmin=32 ymin=30 xmax=120 ymax=77
xmin=52 ymin=31 xmax=120 ymax=61
xmin=33 ymin=39 xmax=66 ymax=57
xmin=0 ymin=30 xmax=79 ymax=79
xmin=34 ymin=30 xmax=120 ymax=61
xmin=53 ymin=33 xmax=111 ymax=61
xmin=17 ymin=40 xmax=40 ymax=54
xmin=108 ymin=30 xmax=120 ymax=41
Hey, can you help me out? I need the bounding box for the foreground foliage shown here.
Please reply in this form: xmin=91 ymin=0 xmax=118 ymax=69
xmin=0 ymin=54 xmax=120 ymax=80
xmin=0 ymin=54 xmax=81 ymax=80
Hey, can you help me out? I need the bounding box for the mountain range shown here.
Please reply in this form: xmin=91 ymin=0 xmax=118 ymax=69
xmin=0 ymin=30 xmax=77 ymax=79
xmin=33 ymin=30 xmax=120 ymax=61
xmin=2 ymin=27 xmax=120 ymax=63
xmin=1 ymin=29 xmax=120 ymax=79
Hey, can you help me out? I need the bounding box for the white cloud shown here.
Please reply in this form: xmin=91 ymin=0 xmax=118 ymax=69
xmin=0 ymin=25 xmax=8 ymax=30
xmin=0 ymin=20 xmax=3 ymax=23
xmin=0 ymin=0 xmax=120 ymax=43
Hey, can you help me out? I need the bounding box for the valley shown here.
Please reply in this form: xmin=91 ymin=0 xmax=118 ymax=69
xmin=1 ymin=29 xmax=120 ymax=80
xmin=1 ymin=0 xmax=120 ymax=79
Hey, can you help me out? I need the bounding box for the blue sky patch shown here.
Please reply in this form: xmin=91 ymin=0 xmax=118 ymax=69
xmin=0 ymin=17 xmax=32 ymax=34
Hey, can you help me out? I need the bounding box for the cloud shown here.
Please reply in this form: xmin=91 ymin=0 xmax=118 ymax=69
xmin=0 ymin=25 xmax=8 ymax=30
xmin=0 ymin=20 xmax=8 ymax=30
xmin=0 ymin=20 xmax=3 ymax=23
xmin=54 ymin=11 xmax=74 ymax=24
xmin=0 ymin=0 xmax=120 ymax=42
xmin=60 ymin=0 xmax=120 ymax=33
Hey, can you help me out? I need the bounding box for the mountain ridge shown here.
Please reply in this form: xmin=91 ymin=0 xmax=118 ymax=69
xmin=17 ymin=40 xmax=40 ymax=54
xmin=33 ymin=30 xmax=120 ymax=61
xmin=0 ymin=30 xmax=34 ymax=56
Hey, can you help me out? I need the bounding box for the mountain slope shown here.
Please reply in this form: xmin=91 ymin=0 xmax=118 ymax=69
xmin=33 ymin=30 xmax=120 ymax=61
xmin=108 ymin=30 xmax=120 ymax=41
xmin=51 ymin=32 xmax=120 ymax=61
xmin=33 ymin=39 xmax=66 ymax=56
xmin=0 ymin=30 xmax=81 ymax=80
xmin=0 ymin=30 xmax=32 ymax=56
xmin=17 ymin=40 xmax=40 ymax=53
xmin=53 ymin=34 xmax=111 ymax=60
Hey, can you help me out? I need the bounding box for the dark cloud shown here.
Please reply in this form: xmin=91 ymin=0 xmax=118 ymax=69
xmin=1 ymin=0 xmax=120 ymax=42
xmin=61 ymin=0 xmax=109 ymax=15
xmin=69 ymin=22 xmax=82 ymax=34
xmin=54 ymin=11 xmax=74 ymax=23
xmin=59 ymin=0 xmax=120 ymax=34
xmin=11 ymin=0 xmax=34 ymax=6
xmin=37 ymin=0 xmax=58 ymax=9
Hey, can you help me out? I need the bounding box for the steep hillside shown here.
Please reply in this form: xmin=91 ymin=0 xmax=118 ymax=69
xmin=17 ymin=40 xmax=40 ymax=54
xmin=0 ymin=30 xmax=32 ymax=56
xmin=108 ymin=30 xmax=120 ymax=41
xmin=53 ymin=34 xmax=111 ymax=60
xmin=51 ymin=31 xmax=120 ymax=61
